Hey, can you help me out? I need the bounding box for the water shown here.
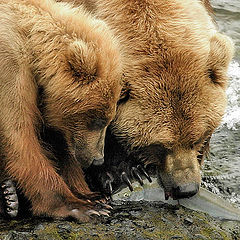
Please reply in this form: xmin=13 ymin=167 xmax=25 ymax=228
xmin=202 ymin=0 xmax=240 ymax=207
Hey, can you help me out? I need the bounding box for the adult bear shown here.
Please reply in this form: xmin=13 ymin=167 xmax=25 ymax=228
xmin=78 ymin=0 xmax=234 ymax=200
xmin=0 ymin=0 xmax=122 ymax=220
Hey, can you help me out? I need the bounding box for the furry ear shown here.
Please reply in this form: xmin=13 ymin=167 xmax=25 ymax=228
xmin=67 ymin=40 xmax=98 ymax=84
xmin=208 ymin=33 xmax=234 ymax=87
xmin=209 ymin=33 xmax=234 ymax=69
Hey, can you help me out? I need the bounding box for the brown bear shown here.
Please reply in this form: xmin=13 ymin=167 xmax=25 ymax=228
xmin=0 ymin=0 xmax=122 ymax=220
xmin=61 ymin=0 xmax=234 ymax=200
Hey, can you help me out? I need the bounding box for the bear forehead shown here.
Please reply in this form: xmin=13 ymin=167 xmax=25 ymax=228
xmin=117 ymin=64 xmax=226 ymax=148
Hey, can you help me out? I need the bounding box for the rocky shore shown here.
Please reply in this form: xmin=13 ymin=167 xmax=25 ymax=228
xmin=0 ymin=200 xmax=239 ymax=240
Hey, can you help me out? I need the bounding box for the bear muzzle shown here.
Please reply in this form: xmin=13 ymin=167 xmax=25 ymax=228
xmin=159 ymin=174 xmax=200 ymax=200
xmin=171 ymin=182 xmax=200 ymax=200
xmin=157 ymin=148 xmax=201 ymax=200
xmin=92 ymin=157 xmax=105 ymax=166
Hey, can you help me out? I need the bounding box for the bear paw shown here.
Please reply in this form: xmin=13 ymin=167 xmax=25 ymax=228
xmin=52 ymin=200 xmax=112 ymax=222
xmin=117 ymin=161 xmax=152 ymax=192
xmin=86 ymin=161 xmax=152 ymax=196
xmin=0 ymin=180 xmax=19 ymax=218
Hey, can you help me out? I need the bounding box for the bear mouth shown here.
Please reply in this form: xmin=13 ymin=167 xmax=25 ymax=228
xmin=157 ymin=173 xmax=200 ymax=200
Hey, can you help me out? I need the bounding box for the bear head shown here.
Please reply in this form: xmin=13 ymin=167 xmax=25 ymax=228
xmin=37 ymin=19 xmax=122 ymax=169
xmin=109 ymin=31 xmax=234 ymax=199
xmin=103 ymin=0 xmax=235 ymax=199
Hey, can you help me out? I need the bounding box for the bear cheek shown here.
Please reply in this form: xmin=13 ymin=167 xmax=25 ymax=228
xmin=157 ymin=149 xmax=201 ymax=200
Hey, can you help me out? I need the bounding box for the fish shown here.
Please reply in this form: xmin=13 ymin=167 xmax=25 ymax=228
xmin=113 ymin=178 xmax=240 ymax=221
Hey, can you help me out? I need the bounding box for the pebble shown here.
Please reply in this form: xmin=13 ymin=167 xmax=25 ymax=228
xmin=57 ymin=223 xmax=72 ymax=233
xmin=170 ymin=235 xmax=183 ymax=239
xmin=193 ymin=234 xmax=207 ymax=240
xmin=184 ymin=217 xmax=193 ymax=225
xmin=34 ymin=223 xmax=45 ymax=231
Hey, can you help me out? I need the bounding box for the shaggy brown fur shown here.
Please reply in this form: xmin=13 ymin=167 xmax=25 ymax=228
xmin=0 ymin=0 xmax=121 ymax=220
xmin=63 ymin=0 xmax=234 ymax=199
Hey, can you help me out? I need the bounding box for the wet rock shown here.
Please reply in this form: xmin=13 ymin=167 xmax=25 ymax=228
xmin=0 ymin=201 xmax=239 ymax=239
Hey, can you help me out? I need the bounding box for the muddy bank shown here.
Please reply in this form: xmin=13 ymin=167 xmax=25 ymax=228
xmin=0 ymin=201 xmax=239 ymax=240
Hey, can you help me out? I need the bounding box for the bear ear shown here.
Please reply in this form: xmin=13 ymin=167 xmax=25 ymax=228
xmin=209 ymin=33 xmax=234 ymax=68
xmin=208 ymin=33 xmax=234 ymax=87
xmin=67 ymin=40 xmax=98 ymax=85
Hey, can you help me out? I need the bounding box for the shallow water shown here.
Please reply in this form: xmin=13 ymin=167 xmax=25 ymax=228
xmin=203 ymin=1 xmax=240 ymax=207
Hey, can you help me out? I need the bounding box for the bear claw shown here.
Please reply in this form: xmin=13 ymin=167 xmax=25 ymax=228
xmin=131 ymin=167 xmax=144 ymax=186
xmin=6 ymin=208 xmax=18 ymax=218
xmin=98 ymin=210 xmax=110 ymax=217
xmin=121 ymin=172 xmax=133 ymax=191
xmin=85 ymin=161 xmax=152 ymax=196
xmin=102 ymin=204 xmax=113 ymax=210
xmin=105 ymin=179 xmax=113 ymax=195
xmin=96 ymin=202 xmax=113 ymax=210
xmin=1 ymin=180 xmax=13 ymax=188
xmin=137 ymin=165 xmax=152 ymax=183
xmin=86 ymin=209 xmax=101 ymax=217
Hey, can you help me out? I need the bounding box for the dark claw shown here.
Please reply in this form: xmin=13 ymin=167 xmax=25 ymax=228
xmin=121 ymin=172 xmax=133 ymax=191
xmin=131 ymin=167 xmax=143 ymax=186
xmin=137 ymin=165 xmax=152 ymax=183
xmin=105 ymin=180 xmax=113 ymax=195
xmin=6 ymin=208 xmax=12 ymax=213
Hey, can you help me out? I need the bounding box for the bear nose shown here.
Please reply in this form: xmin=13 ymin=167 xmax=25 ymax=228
xmin=172 ymin=183 xmax=199 ymax=200
xmin=92 ymin=157 xmax=104 ymax=166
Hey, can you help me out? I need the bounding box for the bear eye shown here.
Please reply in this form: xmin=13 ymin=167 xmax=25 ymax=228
xmin=117 ymin=89 xmax=130 ymax=105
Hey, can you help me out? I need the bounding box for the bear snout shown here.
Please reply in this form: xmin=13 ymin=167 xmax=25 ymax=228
xmin=92 ymin=157 xmax=105 ymax=166
xmin=157 ymin=148 xmax=201 ymax=200
xmin=74 ymin=149 xmax=105 ymax=168
xmin=158 ymin=171 xmax=200 ymax=200
xmin=172 ymin=182 xmax=199 ymax=200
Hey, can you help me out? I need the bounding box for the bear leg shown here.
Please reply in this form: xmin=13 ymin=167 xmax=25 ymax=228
xmin=61 ymin=159 xmax=112 ymax=210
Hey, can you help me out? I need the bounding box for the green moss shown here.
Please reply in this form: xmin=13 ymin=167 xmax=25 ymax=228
xmin=37 ymin=225 xmax=63 ymax=240
xmin=67 ymin=222 xmax=116 ymax=240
